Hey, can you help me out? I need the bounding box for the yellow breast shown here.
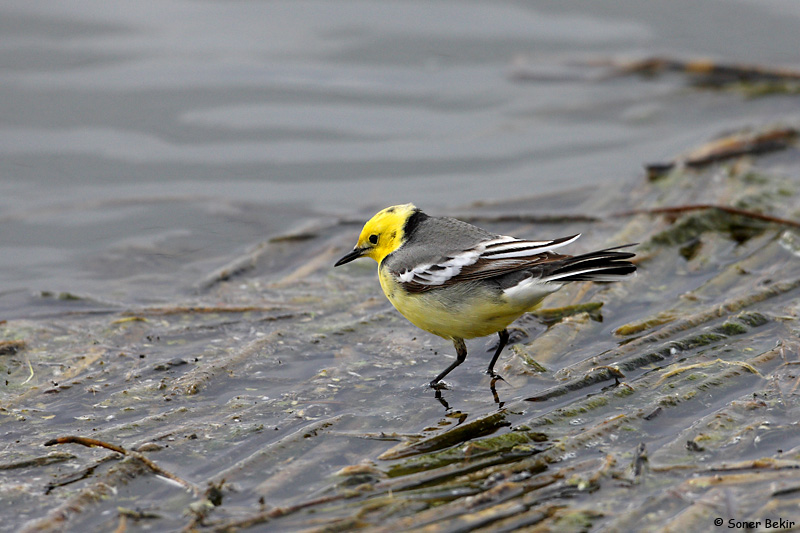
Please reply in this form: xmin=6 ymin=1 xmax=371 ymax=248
xmin=378 ymin=266 xmax=540 ymax=340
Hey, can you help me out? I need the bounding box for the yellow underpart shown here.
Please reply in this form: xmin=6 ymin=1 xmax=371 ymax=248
xmin=379 ymin=267 xmax=544 ymax=340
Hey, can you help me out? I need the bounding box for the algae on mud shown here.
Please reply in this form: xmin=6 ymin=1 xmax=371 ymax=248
xmin=2 ymin=123 xmax=800 ymax=532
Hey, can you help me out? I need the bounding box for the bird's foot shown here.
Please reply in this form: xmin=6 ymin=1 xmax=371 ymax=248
xmin=489 ymin=380 xmax=504 ymax=408
xmin=486 ymin=370 xmax=506 ymax=384
xmin=429 ymin=380 xmax=450 ymax=390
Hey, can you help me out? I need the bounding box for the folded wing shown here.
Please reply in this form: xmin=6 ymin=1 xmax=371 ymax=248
xmin=396 ymin=234 xmax=584 ymax=293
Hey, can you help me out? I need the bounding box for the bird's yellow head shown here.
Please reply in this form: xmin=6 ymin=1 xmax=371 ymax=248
xmin=334 ymin=203 xmax=420 ymax=266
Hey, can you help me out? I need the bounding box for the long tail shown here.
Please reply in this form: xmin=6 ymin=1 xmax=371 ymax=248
xmin=542 ymin=244 xmax=637 ymax=283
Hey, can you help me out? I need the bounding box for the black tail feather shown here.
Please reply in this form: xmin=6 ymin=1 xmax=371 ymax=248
xmin=544 ymin=245 xmax=637 ymax=283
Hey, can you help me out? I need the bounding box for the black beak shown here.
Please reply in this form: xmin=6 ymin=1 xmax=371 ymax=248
xmin=334 ymin=247 xmax=365 ymax=267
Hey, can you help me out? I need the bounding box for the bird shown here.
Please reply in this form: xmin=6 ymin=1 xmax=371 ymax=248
xmin=334 ymin=203 xmax=636 ymax=387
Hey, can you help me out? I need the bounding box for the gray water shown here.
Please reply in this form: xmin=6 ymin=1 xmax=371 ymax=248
xmin=3 ymin=3 xmax=800 ymax=531
xmin=2 ymin=0 xmax=799 ymax=311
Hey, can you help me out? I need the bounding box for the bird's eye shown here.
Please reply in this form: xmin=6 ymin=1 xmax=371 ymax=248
xmin=368 ymin=234 xmax=378 ymax=245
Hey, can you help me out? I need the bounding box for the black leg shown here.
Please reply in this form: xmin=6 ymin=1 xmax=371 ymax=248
xmin=486 ymin=329 xmax=509 ymax=378
xmin=430 ymin=338 xmax=467 ymax=387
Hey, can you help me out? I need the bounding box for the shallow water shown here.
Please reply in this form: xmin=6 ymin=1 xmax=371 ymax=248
xmin=2 ymin=2 xmax=800 ymax=531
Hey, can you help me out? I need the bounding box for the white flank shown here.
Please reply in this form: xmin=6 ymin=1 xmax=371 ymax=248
xmin=502 ymin=276 xmax=562 ymax=305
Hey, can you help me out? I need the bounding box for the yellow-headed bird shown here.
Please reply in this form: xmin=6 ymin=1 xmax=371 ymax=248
xmin=335 ymin=203 xmax=635 ymax=387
